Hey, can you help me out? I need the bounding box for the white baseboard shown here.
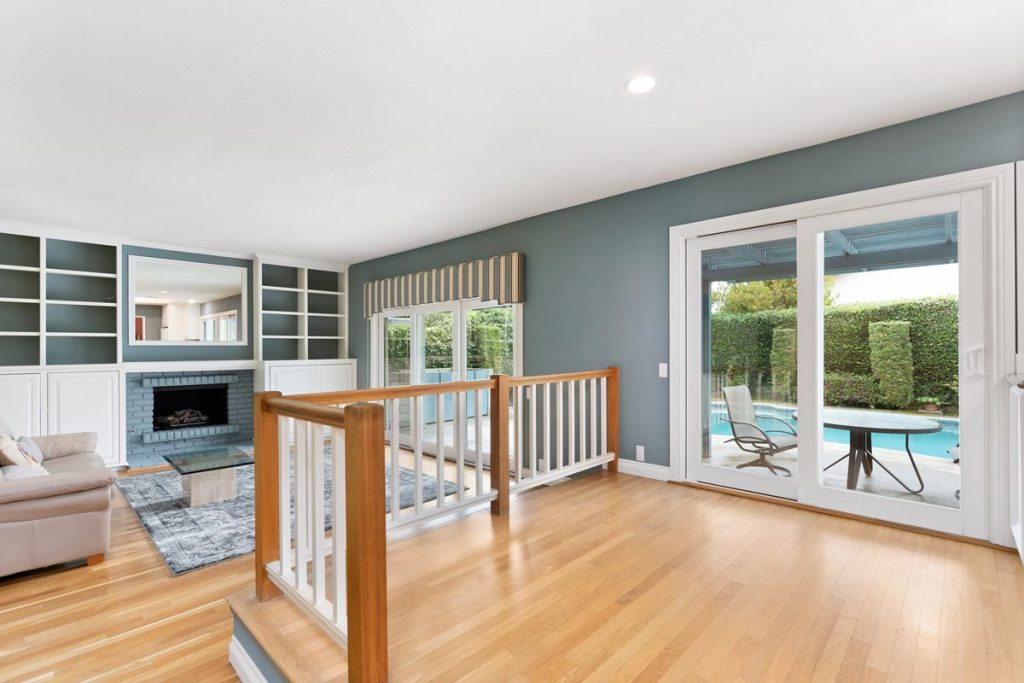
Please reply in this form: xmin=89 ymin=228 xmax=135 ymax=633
xmin=610 ymin=459 xmax=672 ymax=481
xmin=229 ymin=635 xmax=269 ymax=683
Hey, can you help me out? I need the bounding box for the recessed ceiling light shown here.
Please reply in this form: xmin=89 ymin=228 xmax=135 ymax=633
xmin=187 ymin=299 xmax=195 ymax=304
xmin=160 ymin=290 xmax=168 ymax=294
xmin=626 ymin=74 xmax=656 ymax=95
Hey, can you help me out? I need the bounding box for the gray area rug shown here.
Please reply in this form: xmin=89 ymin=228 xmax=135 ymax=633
xmin=116 ymin=450 xmax=458 ymax=575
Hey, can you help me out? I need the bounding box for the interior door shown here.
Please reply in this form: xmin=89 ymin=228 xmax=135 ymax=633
xmin=685 ymin=222 xmax=799 ymax=499
xmin=795 ymin=192 xmax=986 ymax=537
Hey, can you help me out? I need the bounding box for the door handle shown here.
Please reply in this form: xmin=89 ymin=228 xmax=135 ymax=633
xmin=964 ymin=344 xmax=985 ymax=376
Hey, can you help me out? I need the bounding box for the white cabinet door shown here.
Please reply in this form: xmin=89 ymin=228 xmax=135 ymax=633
xmin=47 ymin=371 xmax=121 ymax=467
xmin=0 ymin=374 xmax=42 ymax=437
xmin=267 ymin=365 xmax=313 ymax=395
xmin=312 ymin=362 xmax=355 ymax=393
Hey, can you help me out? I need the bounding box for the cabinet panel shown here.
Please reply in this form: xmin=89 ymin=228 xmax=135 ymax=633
xmin=0 ymin=374 xmax=41 ymax=437
xmin=313 ymin=363 xmax=355 ymax=393
xmin=47 ymin=371 xmax=120 ymax=467
xmin=267 ymin=365 xmax=313 ymax=395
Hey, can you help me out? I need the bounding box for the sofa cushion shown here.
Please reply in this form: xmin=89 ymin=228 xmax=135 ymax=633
xmin=0 ymin=486 xmax=111 ymax=523
xmin=0 ymin=452 xmax=112 ymax=506
xmin=32 ymin=432 xmax=99 ymax=461
xmin=2 ymin=465 xmax=49 ymax=481
xmin=41 ymin=452 xmax=108 ymax=476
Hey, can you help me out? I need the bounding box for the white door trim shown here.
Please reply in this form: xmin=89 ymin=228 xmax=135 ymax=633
xmin=669 ymin=162 xmax=1017 ymax=545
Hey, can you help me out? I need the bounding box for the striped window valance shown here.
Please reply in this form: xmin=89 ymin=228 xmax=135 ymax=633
xmin=363 ymin=252 xmax=524 ymax=318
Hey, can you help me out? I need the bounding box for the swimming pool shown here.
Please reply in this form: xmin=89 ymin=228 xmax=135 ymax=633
xmin=709 ymin=402 xmax=960 ymax=459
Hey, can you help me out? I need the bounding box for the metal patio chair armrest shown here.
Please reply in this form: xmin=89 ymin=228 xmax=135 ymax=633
xmin=725 ymin=419 xmax=772 ymax=444
xmin=754 ymin=413 xmax=798 ymax=435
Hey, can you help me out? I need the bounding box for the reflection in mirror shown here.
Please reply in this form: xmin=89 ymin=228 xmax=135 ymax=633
xmin=131 ymin=258 xmax=245 ymax=344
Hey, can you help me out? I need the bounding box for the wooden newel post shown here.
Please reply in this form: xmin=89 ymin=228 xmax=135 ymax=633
xmin=490 ymin=374 xmax=510 ymax=515
xmin=606 ymin=366 xmax=620 ymax=473
xmin=344 ymin=402 xmax=389 ymax=683
xmin=254 ymin=391 xmax=283 ymax=601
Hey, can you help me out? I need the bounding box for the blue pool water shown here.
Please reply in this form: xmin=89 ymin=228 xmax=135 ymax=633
xmin=709 ymin=403 xmax=960 ymax=459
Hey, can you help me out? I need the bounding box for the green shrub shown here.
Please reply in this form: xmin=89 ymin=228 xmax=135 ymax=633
xmin=710 ymin=297 xmax=957 ymax=399
xmin=824 ymin=373 xmax=877 ymax=407
xmin=869 ymin=321 xmax=914 ymax=408
xmin=770 ymin=328 xmax=797 ymax=401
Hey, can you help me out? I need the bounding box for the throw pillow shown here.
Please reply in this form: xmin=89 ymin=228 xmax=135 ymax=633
xmin=0 ymin=433 xmax=46 ymax=473
xmin=18 ymin=436 xmax=45 ymax=463
xmin=2 ymin=464 xmax=48 ymax=480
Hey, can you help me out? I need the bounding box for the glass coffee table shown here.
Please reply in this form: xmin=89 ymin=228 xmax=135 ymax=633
xmin=163 ymin=447 xmax=254 ymax=507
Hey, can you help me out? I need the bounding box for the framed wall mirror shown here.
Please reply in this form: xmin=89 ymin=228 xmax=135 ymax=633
xmin=129 ymin=256 xmax=247 ymax=345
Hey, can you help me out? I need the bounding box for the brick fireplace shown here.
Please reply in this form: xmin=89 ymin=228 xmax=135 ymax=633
xmin=125 ymin=370 xmax=254 ymax=468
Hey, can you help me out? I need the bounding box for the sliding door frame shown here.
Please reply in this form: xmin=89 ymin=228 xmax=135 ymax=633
xmin=669 ymin=162 xmax=1017 ymax=545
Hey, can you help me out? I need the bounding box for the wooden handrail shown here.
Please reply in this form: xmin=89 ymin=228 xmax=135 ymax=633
xmin=508 ymin=368 xmax=615 ymax=386
xmin=263 ymin=396 xmax=347 ymax=428
xmin=286 ymin=378 xmax=497 ymax=405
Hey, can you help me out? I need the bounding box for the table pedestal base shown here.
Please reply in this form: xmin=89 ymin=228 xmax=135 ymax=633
xmin=182 ymin=468 xmax=238 ymax=507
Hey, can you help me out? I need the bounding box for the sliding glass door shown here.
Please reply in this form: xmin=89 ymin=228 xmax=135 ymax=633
xmin=373 ymin=299 xmax=519 ymax=466
xmin=796 ymin=192 xmax=985 ymax=535
xmin=685 ymin=190 xmax=989 ymax=536
xmin=685 ymin=222 xmax=799 ymax=498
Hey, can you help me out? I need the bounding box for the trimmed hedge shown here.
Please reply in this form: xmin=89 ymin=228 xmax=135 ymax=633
xmin=869 ymin=321 xmax=915 ymax=408
xmin=770 ymin=328 xmax=797 ymax=401
xmin=710 ymin=296 xmax=957 ymax=397
xmin=824 ymin=373 xmax=877 ymax=407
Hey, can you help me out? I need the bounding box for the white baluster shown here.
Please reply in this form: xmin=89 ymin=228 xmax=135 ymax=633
xmin=295 ymin=420 xmax=308 ymax=590
xmin=590 ymin=377 xmax=598 ymax=459
xmin=600 ymin=377 xmax=608 ymax=456
xmin=413 ymin=395 xmax=423 ymax=514
xmin=568 ymin=380 xmax=576 ymax=466
xmin=311 ymin=421 xmax=326 ymax=606
xmin=579 ymin=380 xmax=587 ymax=463
xmin=529 ymin=384 xmax=538 ymax=479
xmin=474 ymin=389 xmax=484 ymax=497
xmin=278 ymin=416 xmax=292 ymax=579
xmin=390 ymin=399 xmax=401 ymax=522
xmin=456 ymin=390 xmax=466 ymax=501
xmin=542 ymin=383 xmax=551 ymax=474
xmin=556 ymin=382 xmax=564 ymax=470
xmin=331 ymin=427 xmax=346 ymax=626
xmin=515 ymin=385 xmax=524 ymax=483
xmin=436 ymin=393 xmax=445 ymax=508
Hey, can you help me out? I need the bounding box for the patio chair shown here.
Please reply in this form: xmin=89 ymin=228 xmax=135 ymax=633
xmin=722 ymin=385 xmax=798 ymax=476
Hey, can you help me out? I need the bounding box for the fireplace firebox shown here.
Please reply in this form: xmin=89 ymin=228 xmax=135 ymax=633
xmin=153 ymin=385 xmax=229 ymax=431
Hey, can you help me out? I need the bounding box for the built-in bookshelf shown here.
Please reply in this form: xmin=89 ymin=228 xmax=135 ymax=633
xmin=257 ymin=261 xmax=347 ymax=361
xmin=0 ymin=233 xmax=118 ymax=366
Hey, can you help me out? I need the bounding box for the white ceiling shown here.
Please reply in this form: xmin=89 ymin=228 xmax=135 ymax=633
xmin=1 ymin=1 xmax=1022 ymax=266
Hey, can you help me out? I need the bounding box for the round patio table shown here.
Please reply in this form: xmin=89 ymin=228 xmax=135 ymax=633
xmin=794 ymin=409 xmax=941 ymax=493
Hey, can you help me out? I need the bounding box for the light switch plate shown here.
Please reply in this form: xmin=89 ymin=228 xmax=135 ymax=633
xmin=658 ymin=362 xmax=668 ymax=378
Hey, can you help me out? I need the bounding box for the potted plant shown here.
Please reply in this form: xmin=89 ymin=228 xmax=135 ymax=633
xmin=916 ymin=396 xmax=943 ymax=413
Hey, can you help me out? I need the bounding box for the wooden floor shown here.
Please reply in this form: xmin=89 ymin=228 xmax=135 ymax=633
xmin=3 ymin=471 xmax=1024 ymax=681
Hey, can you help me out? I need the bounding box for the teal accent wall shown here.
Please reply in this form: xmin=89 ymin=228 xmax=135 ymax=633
xmin=348 ymin=92 xmax=1024 ymax=468
xmin=121 ymin=246 xmax=255 ymax=362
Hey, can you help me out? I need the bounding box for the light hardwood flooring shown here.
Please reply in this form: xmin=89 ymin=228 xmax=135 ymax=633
xmin=3 ymin=470 xmax=1024 ymax=681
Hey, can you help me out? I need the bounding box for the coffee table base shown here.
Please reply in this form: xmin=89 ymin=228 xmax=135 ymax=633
xmin=182 ymin=468 xmax=238 ymax=506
